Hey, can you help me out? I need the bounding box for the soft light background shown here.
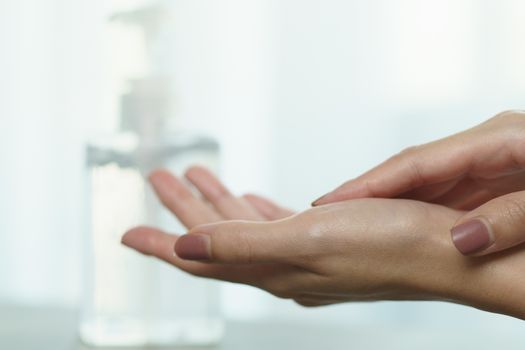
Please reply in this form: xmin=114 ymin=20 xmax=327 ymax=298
xmin=1 ymin=0 xmax=525 ymax=343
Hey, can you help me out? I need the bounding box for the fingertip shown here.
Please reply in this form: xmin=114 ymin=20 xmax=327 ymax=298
xmin=311 ymin=191 xmax=340 ymax=206
xmin=121 ymin=231 xmax=132 ymax=246
xmin=312 ymin=181 xmax=372 ymax=206
xmin=122 ymin=226 xmax=177 ymax=257
xmin=121 ymin=226 xmax=151 ymax=254
xmin=184 ymin=164 xmax=208 ymax=179
xmin=243 ymin=193 xmax=269 ymax=206
xmin=149 ymin=168 xmax=171 ymax=180
xmin=148 ymin=168 xmax=173 ymax=190
xmin=311 ymin=193 xmax=330 ymax=206
xmin=184 ymin=166 xmax=197 ymax=179
xmin=242 ymin=193 xmax=257 ymax=201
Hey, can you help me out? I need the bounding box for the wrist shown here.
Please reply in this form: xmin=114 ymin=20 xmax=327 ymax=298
xmin=404 ymin=207 xmax=525 ymax=319
xmin=452 ymin=247 xmax=525 ymax=319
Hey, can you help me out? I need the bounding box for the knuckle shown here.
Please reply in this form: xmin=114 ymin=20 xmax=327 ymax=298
xmin=385 ymin=146 xmax=424 ymax=188
xmin=393 ymin=146 xmax=424 ymax=186
xmin=291 ymin=216 xmax=326 ymax=261
xmin=398 ymin=145 xmax=420 ymax=156
xmin=490 ymin=110 xmax=525 ymax=124
xmin=483 ymin=111 xmax=525 ymax=166
xmin=291 ymin=209 xmax=345 ymax=265
xmin=389 ymin=145 xmax=421 ymax=167
xmin=405 ymin=157 xmax=424 ymax=188
xmin=498 ymin=196 xmax=525 ymax=228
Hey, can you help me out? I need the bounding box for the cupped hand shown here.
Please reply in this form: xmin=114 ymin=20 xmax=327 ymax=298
xmin=122 ymin=165 xmax=299 ymax=296
xmin=312 ymin=110 xmax=525 ymax=256
xmin=122 ymin=166 xmax=469 ymax=307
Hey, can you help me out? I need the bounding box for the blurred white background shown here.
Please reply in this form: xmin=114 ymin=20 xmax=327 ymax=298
xmin=1 ymin=0 xmax=525 ymax=343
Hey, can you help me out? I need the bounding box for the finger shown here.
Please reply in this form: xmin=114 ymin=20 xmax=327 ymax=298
xmin=399 ymin=178 xmax=461 ymax=202
xmin=313 ymin=111 xmax=525 ymax=206
xmin=243 ymin=193 xmax=295 ymax=220
xmin=185 ymin=166 xmax=263 ymax=220
xmin=430 ymin=172 xmax=525 ymax=210
xmin=149 ymin=169 xmax=223 ymax=227
xmin=310 ymin=117 xmax=511 ymax=207
xmin=450 ymin=190 xmax=525 ymax=256
xmin=174 ymin=219 xmax=303 ymax=264
xmin=401 ymin=176 xmax=490 ymax=209
xmin=121 ymin=226 xmax=274 ymax=284
xmin=121 ymin=226 xmax=222 ymax=276
xmin=312 ymin=136 xmax=474 ymax=206
xmin=429 ymin=177 xmax=495 ymax=210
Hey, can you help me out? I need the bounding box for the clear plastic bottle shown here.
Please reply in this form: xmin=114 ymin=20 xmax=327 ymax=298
xmin=80 ymin=131 xmax=224 ymax=346
xmin=79 ymin=2 xmax=224 ymax=345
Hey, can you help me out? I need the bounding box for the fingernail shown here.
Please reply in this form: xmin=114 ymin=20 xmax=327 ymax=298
xmin=121 ymin=232 xmax=137 ymax=248
xmin=175 ymin=234 xmax=211 ymax=260
xmin=312 ymin=193 xmax=331 ymax=206
xmin=451 ymin=219 xmax=493 ymax=255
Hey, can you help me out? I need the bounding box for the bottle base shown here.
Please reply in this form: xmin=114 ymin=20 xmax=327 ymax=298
xmin=79 ymin=317 xmax=224 ymax=347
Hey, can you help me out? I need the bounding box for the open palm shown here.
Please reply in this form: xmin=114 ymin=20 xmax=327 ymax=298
xmin=122 ymin=166 xmax=297 ymax=296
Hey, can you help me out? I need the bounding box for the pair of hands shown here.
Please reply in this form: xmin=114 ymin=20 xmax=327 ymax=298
xmin=122 ymin=110 xmax=525 ymax=317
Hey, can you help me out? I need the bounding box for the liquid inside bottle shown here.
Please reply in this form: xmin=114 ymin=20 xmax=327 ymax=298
xmin=80 ymin=132 xmax=224 ymax=346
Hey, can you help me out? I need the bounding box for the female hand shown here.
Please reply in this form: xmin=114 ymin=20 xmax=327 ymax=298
xmin=312 ymin=110 xmax=525 ymax=256
xmin=122 ymin=166 xmax=525 ymax=319
xmin=121 ymin=165 xmax=296 ymax=292
xmin=122 ymin=167 xmax=461 ymax=306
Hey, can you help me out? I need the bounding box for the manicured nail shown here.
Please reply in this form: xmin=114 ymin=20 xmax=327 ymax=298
xmin=312 ymin=193 xmax=331 ymax=206
xmin=451 ymin=219 xmax=493 ymax=255
xmin=175 ymin=234 xmax=211 ymax=260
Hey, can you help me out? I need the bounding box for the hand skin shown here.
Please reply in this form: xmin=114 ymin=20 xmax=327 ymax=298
xmin=122 ymin=166 xmax=525 ymax=319
xmin=313 ymin=110 xmax=525 ymax=256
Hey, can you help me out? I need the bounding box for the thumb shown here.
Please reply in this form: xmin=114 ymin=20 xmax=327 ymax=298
xmin=174 ymin=218 xmax=301 ymax=264
xmin=451 ymin=190 xmax=525 ymax=256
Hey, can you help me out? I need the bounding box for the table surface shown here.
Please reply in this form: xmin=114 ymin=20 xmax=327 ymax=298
xmin=2 ymin=304 xmax=525 ymax=350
